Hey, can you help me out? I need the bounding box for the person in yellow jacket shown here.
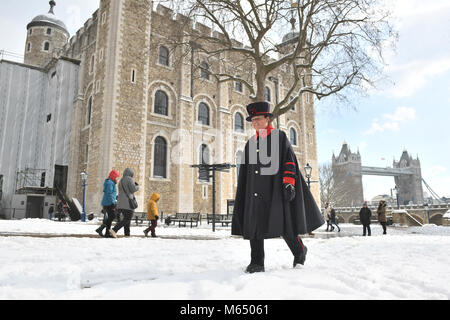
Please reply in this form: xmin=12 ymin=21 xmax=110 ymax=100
xmin=144 ymin=192 xmax=160 ymax=237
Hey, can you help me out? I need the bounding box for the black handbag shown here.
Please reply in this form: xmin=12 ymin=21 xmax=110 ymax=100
xmin=129 ymin=196 xmax=138 ymax=210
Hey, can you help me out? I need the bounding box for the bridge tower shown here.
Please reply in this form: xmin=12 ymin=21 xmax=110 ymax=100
xmin=393 ymin=150 xmax=424 ymax=205
xmin=332 ymin=143 xmax=364 ymax=207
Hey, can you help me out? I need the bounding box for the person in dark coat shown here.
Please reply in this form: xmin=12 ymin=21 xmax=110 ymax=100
xmin=377 ymin=200 xmax=387 ymax=234
xmin=231 ymin=101 xmax=324 ymax=273
xmin=96 ymin=170 xmax=120 ymax=237
xmin=359 ymin=201 xmax=372 ymax=236
xmin=48 ymin=205 xmax=54 ymax=220
xmin=109 ymin=168 xmax=139 ymax=238
xmin=329 ymin=207 xmax=340 ymax=232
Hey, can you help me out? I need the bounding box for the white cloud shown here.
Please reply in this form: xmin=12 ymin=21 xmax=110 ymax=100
xmin=364 ymin=107 xmax=416 ymax=135
xmin=387 ymin=57 xmax=450 ymax=98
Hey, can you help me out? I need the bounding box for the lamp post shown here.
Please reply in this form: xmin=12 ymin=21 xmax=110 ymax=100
xmin=80 ymin=171 xmax=88 ymax=222
xmin=394 ymin=185 xmax=400 ymax=209
xmin=304 ymin=163 xmax=312 ymax=189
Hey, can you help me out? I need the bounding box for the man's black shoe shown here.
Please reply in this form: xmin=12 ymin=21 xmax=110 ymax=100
xmin=245 ymin=264 xmax=265 ymax=274
xmin=293 ymin=246 xmax=308 ymax=268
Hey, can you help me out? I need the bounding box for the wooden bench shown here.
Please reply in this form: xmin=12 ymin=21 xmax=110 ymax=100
xmin=132 ymin=212 xmax=147 ymax=226
xmin=167 ymin=212 xmax=200 ymax=228
xmin=206 ymin=214 xmax=233 ymax=226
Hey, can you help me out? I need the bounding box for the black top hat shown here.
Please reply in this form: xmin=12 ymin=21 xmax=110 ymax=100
xmin=246 ymin=101 xmax=274 ymax=122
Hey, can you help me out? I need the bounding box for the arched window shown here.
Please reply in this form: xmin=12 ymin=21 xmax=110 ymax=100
xmin=154 ymin=90 xmax=168 ymax=116
xmin=198 ymin=102 xmax=210 ymax=126
xmin=87 ymin=96 xmax=92 ymax=126
xmin=44 ymin=42 xmax=50 ymax=51
xmin=90 ymin=55 xmax=95 ymax=73
xmin=234 ymin=113 xmax=244 ymax=133
xmin=159 ymin=46 xmax=169 ymax=66
xmin=199 ymin=144 xmax=210 ymax=182
xmin=153 ymin=137 xmax=167 ymax=178
xmin=290 ymin=128 xmax=297 ymax=146
xmin=46 ymin=28 xmax=52 ymax=35
xmin=200 ymin=62 xmax=210 ymax=80
xmin=265 ymin=87 xmax=271 ymax=102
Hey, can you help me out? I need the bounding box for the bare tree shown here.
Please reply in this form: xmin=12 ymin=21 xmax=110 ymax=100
xmin=320 ymin=162 xmax=359 ymax=207
xmin=158 ymin=0 xmax=396 ymax=118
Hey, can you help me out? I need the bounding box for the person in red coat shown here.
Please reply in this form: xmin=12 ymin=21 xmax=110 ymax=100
xmin=232 ymin=101 xmax=324 ymax=273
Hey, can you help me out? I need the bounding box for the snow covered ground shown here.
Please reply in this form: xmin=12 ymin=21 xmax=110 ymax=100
xmin=0 ymin=219 xmax=449 ymax=300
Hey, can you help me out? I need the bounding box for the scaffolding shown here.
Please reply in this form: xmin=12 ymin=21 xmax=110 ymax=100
xmin=15 ymin=168 xmax=51 ymax=195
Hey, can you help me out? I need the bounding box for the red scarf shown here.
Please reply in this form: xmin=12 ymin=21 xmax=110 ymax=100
xmin=255 ymin=125 xmax=274 ymax=140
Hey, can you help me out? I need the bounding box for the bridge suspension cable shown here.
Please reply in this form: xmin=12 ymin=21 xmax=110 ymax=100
xmin=422 ymin=178 xmax=443 ymax=203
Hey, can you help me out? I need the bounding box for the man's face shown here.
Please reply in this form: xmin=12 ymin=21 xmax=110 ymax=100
xmin=251 ymin=115 xmax=269 ymax=131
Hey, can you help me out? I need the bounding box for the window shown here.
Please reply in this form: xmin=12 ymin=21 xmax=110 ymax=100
xmin=200 ymin=62 xmax=210 ymax=80
xmin=234 ymin=76 xmax=243 ymax=92
xmin=99 ymin=48 xmax=104 ymax=61
xmin=85 ymin=144 xmax=89 ymax=163
xmin=47 ymin=28 xmax=52 ymax=35
xmin=47 ymin=114 xmax=52 ymax=122
xmin=0 ymin=174 xmax=3 ymax=201
xmin=198 ymin=102 xmax=210 ymax=126
xmin=131 ymin=69 xmax=136 ymax=83
xmin=158 ymin=46 xmax=169 ymax=66
xmin=234 ymin=113 xmax=244 ymax=133
xmin=90 ymin=55 xmax=95 ymax=74
xmin=265 ymin=87 xmax=271 ymax=102
xmin=153 ymin=137 xmax=167 ymax=178
xmin=87 ymin=96 xmax=93 ymax=125
xmin=102 ymin=12 xmax=107 ymax=25
xmin=290 ymin=128 xmax=297 ymax=146
xmin=29 ymin=29 xmax=33 ymax=35
xmin=40 ymin=172 xmax=46 ymax=187
xmin=44 ymin=42 xmax=50 ymax=51
xmin=27 ymin=43 xmax=31 ymax=52
xmin=154 ymin=90 xmax=168 ymax=116
xmin=199 ymin=144 xmax=210 ymax=182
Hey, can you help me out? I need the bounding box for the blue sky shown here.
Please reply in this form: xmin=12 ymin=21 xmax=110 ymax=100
xmin=1 ymin=0 xmax=449 ymax=201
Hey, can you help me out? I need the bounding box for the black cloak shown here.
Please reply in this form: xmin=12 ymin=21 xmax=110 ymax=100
xmin=231 ymin=129 xmax=324 ymax=239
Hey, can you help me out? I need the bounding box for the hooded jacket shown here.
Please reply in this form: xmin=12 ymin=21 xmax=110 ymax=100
xmin=147 ymin=193 xmax=160 ymax=220
xmin=101 ymin=170 xmax=120 ymax=207
xmin=117 ymin=168 xmax=139 ymax=211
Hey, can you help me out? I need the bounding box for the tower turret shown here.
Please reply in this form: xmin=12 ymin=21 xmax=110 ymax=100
xmin=24 ymin=1 xmax=69 ymax=67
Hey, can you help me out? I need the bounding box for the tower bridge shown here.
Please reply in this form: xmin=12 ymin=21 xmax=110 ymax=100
xmin=332 ymin=143 xmax=424 ymax=207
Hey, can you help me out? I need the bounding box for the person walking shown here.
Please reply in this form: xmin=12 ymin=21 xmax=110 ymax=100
xmin=329 ymin=207 xmax=340 ymax=232
xmin=144 ymin=192 xmax=160 ymax=238
xmin=109 ymin=168 xmax=139 ymax=238
xmin=377 ymin=200 xmax=387 ymax=234
xmin=359 ymin=201 xmax=372 ymax=236
xmin=323 ymin=203 xmax=332 ymax=231
xmin=48 ymin=205 xmax=54 ymax=220
xmin=231 ymin=101 xmax=324 ymax=273
xmin=56 ymin=200 xmax=64 ymax=221
xmin=95 ymin=170 xmax=120 ymax=237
